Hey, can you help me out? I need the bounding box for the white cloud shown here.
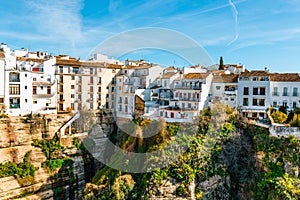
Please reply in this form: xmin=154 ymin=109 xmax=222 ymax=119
xmin=26 ymin=0 xmax=84 ymax=47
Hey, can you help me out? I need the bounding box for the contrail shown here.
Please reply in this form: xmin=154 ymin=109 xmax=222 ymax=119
xmin=228 ymin=0 xmax=239 ymax=45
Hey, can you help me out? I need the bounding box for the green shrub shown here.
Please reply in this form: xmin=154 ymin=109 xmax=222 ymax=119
xmin=271 ymin=110 xmax=288 ymax=124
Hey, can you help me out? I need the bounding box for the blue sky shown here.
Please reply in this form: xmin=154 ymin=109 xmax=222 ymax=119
xmin=1 ymin=0 xmax=300 ymax=72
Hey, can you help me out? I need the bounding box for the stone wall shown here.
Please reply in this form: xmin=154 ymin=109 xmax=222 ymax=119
xmin=270 ymin=125 xmax=300 ymax=138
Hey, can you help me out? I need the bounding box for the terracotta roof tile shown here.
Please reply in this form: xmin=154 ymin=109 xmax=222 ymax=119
xmin=16 ymin=57 xmax=45 ymax=62
xmin=183 ymin=73 xmax=210 ymax=79
xmin=270 ymin=73 xmax=300 ymax=82
xmin=161 ymin=72 xmax=177 ymax=79
xmin=164 ymin=66 xmax=176 ymax=70
xmin=0 ymin=51 xmax=5 ymax=59
xmin=212 ymin=74 xmax=238 ymax=83
xmin=240 ymin=70 xmax=269 ymax=77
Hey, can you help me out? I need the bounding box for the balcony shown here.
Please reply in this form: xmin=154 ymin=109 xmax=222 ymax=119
xmin=282 ymin=93 xmax=289 ymax=97
xmin=175 ymin=97 xmax=200 ymax=102
xmin=32 ymin=81 xmax=56 ymax=86
xmin=175 ymin=85 xmax=201 ymax=90
xmin=124 ymin=81 xmax=134 ymax=85
xmin=9 ymin=78 xmax=20 ymax=82
xmin=33 ymin=92 xmax=56 ymax=98
xmin=132 ymin=72 xmax=149 ymax=77
xmin=224 ymin=90 xmax=237 ymax=95
xmin=10 ymin=103 xmax=20 ymax=109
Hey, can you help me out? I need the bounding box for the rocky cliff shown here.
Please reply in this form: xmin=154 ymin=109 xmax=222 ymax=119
xmin=0 ymin=114 xmax=99 ymax=200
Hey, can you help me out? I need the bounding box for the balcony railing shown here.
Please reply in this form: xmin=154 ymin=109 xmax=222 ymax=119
xmin=282 ymin=92 xmax=289 ymax=97
xmin=175 ymin=85 xmax=201 ymax=90
xmin=124 ymin=81 xmax=134 ymax=85
xmin=10 ymin=103 xmax=20 ymax=109
xmin=33 ymin=92 xmax=56 ymax=98
xmin=9 ymin=78 xmax=20 ymax=82
xmin=224 ymin=90 xmax=237 ymax=95
xmin=174 ymin=97 xmax=200 ymax=102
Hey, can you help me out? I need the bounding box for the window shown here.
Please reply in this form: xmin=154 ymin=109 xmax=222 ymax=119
xmin=25 ymin=86 xmax=27 ymax=90
xmin=73 ymin=67 xmax=79 ymax=74
xmin=244 ymin=77 xmax=249 ymax=81
xmin=33 ymin=100 xmax=37 ymax=104
xmin=90 ymin=68 xmax=94 ymax=75
xmin=293 ymin=102 xmax=297 ymax=108
xmin=293 ymin=88 xmax=298 ymax=96
xmin=25 ymin=99 xmax=27 ymax=103
xmin=253 ymin=98 xmax=258 ymax=106
xmin=243 ymin=98 xmax=248 ymax=106
xmin=231 ymin=98 xmax=234 ymax=101
xmin=119 ymin=105 xmax=122 ymax=111
xmin=273 ymin=87 xmax=278 ymax=96
xmin=25 ymin=74 xmax=27 ymax=77
xmin=283 ymin=101 xmax=288 ymax=107
xmin=33 ymin=78 xmax=36 ymax=81
xmin=216 ymin=86 xmax=221 ymax=90
xmin=71 ymin=76 xmax=75 ymax=80
xmin=9 ymin=84 xmax=20 ymax=95
xmin=9 ymin=98 xmax=20 ymax=108
xmin=253 ymin=77 xmax=259 ymax=81
xmin=252 ymin=113 xmax=257 ymax=118
xmin=71 ymin=94 xmax=74 ymax=98
xmin=90 ymin=103 xmax=93 ymax=109
xmin=259 ymin=99 xmax=265 ymax=106
xmin=33 ymin=86 xmax=37 ymax=95
xmin=253 ymin=88 xmax=258 ymax=95
xmin=283 ymin=87 xmax=288 ymax=96
xmin=90 ymin=86 xmax=93 ymax=93
xmin=273 ymin=101 xmax=277 ymax=107
xmin=99 ymin=77 xmax=102 ymax=83
xmin=41 ymin=86 xmax=43 ymax=90
xmin=125 ymin=105 xmax=128 ymax=112
xmin=188 ymin=103 xmax=191 ymax=108
xmin=260 ymin=88 xmax=266 ymax=95
xmin=90 ymin=77 xmax=94 ymax=84
xmin=47 ymin=86 xmax=51 ymax=94
xmin=119 ymin=97 xmax=122 ymax=103
xmin=243 ymin=87 xmax=249 ymax=95
xmin=71 ymin=85 xmax=75 ymax=89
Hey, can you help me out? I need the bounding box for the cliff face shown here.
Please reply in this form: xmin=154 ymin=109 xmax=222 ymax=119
xmin=0 ymin=114 xmax=98 ymax=200
xmin=84 ymin=108 xmax=300 ymax=200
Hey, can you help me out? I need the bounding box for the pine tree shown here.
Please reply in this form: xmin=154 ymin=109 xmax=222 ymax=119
xmin=219 ymin=56 xmax=225 ymax=70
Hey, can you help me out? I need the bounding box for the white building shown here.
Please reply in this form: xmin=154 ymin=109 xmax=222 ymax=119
xmin=114 ymin=61 xmax=165 ymax=119
xmin=269 ymin=73 xmax=300 ymax=111
xmin=0 ymin=44 xmax=57 ymax=116
xmin=237 ymin=70 xmax=271 ymax=119
xmin=210 ymin=74 xmax=239 ymax=108
xmin=159 ymin=72 xmax=213 ymax=122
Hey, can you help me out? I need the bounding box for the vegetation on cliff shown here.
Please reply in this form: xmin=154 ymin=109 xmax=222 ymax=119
xmin=84 ymin=104 xmax=300 ymax=199
xmin=0 ymin=151 xmax=38 ymax=186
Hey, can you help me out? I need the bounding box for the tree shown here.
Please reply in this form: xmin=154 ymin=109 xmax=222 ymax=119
xmin=271 ymin=110 xmax=288 ymax=124
xmin=219 ymin=56 xmax=225 ymax=70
